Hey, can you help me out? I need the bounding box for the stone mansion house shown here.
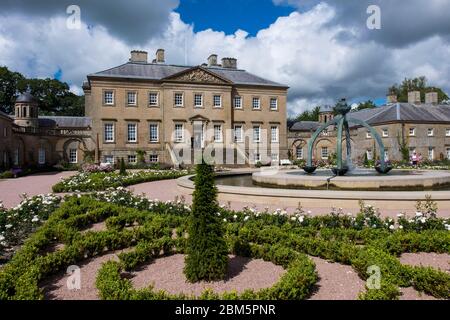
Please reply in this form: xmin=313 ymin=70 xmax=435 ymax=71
xmin=1 ymin=48 xmax=450 ymax=169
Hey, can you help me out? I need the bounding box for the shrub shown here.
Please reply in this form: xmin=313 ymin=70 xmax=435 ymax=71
xmin=119 ymin=158 xmax=127 ymax=176
xmin=184 ymin=162 xmax=229 ymax=282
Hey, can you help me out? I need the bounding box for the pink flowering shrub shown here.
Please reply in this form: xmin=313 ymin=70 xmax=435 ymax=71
xmin=81 ymin=163 xmax=115 ymax=173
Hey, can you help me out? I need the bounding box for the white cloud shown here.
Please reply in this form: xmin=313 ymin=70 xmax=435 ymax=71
xmin=0 ymin=2 xmax=449 ymax=117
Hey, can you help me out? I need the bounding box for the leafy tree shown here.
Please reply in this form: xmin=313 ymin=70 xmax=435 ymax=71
xmin=353 ymin=100 xmax=377 ymax=112
xmin=294 ymin=106 xmax=321 ymax=122
xmin=0 ymin=66 xmax=85 ymax=116
xmin=136 ymin=150 xmax=146 ymax=165
xmin=389 ymin=76 xmax=449 ymax=103
xmin=184 ymin=161 xmax=228 ymax=282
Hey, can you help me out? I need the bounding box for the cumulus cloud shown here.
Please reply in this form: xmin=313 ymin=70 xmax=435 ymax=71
xmin=0 ymin=1 xmax=449 ymax=116
xmin=0 ymin=0 xmax=179 ymax=45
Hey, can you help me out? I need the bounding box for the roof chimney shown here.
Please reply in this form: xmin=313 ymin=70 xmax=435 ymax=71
xmin=208 ymin=54 xmax=218 ymax=67
xmin=221 ymin=57 xmax=237 ymax=69
xmin=386 ymin=93 xmax=398 ymax=104
xmin=129 ymin=50 xmax=148 ymax=63
xmin=408 ymin=91 xmax=421 ymax=105
xmin=156 ymin=49 xmax=165 ymax=64
xmin=425 ymin=92 xmax=438 ymax=105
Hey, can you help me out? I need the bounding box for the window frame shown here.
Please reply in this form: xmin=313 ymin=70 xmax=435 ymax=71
xmin=149 ymin=92 xmax=159 ymax=107
xmin=149 ymin=123 xmax=159 ymax=143
xmin=321 ymin=147 xmax=329 ymax=160
xmin=296 ymin=147 xmax=303 ymax=160
xmin=104 ymin=155 xmax=114 ymax=164
xmin=104 ymin=123 xmax=115 ymax=143
xmin=382 ymin=128 xmax=389 ymax=138
xmin=271 ymin=126 xmax=279 ymax=143
xmin=127 ymin=155 xmax=137 ymax=164
xmin=149 ymin=154 xmax=159 ymax=163
xmin=174 ymin=124 xmax=184 ymax=143
xmin=69 ymin=148 xmax=78 ymax=164
xmin=270 ymin=97 xmax=278 ymax=111
xmin=252 ymin=97 xmax=261 ymax=110
xmin=174 ymin=92 xmax=184 ymax=107
xmin=213 ymin=124 xmax=223 ymax=143
xmin=127 ymin=123 xmax=138 ymax=143
xmin=234 ymin=96 xmax=242 ymax=109
xmin=38 ymin=148 xmax=46 ymax=165
xmin=103 ymin=90 xmax=115 ymax=106
xmin=253 ymin=125 xmax=261 ymax=143
xmin=427 ymin=128 xmax=434 ymax=137
xmin=234 ymin=124 xmax=244 ymax=143
xmin=213 ymin=95 xmax=222 ymax=108
xmin=126 ymin=91 xmax=137 ymax=107
xmin=409 ymin=127 xmax=416 ymax=137
xmin=194 ymin=93 xmax=203 ymax=108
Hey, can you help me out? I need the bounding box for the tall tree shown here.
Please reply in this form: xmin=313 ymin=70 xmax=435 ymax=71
xmin=352 ymin=100 xmax=377 ymax=112
xmin=184 ymin=161 xmax=228 ymax=282
xmin=0 ymin=66 xmax=85 ymax=116
xmin=389 ymin=76 xmax=449 ymax=103
xmin=293 ymin=106 xmax=321 ymax=122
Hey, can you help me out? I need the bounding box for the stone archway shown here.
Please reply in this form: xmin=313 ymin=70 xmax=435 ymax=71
xmin=11 ymin=136 xmax=26 ymax=167
xmin=60 ymin=138 xmax=88 ymax=164
xmin=314 ymin=138 xmax=334 ymax=162
xmin=291 ymin=139 xmax=307 ymax=160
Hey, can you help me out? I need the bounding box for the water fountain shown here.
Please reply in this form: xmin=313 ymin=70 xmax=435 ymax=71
xmin=303 ymin=98 xmax=392 ymax=176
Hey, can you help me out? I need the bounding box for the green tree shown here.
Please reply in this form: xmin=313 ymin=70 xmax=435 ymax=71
xmin=184 ymin=161 xmax=228 ymax=282
xmin=293 ymin=106 xmax=321 ymax=122
xmin=0 ymin=66 xmax=25 ymax=114
xmin=136 ymin=150 xmax=146 ymax=165
xmin=0 ymin=66 xmax=85 ymax=116
xmin=119 ymin=158 xmax=127 ymax=176
xmin=389 ymin=76 xmax=449 ymax=103
xmin=353 ymin=100 xmax=377 ymax=112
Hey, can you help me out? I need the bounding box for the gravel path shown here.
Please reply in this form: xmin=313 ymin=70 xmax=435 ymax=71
xmin=0 ymin=171 xmax=76 ymax=208
xmin=399 ymin=252 xmax=450 ymax=273
xmin=130 ymin=254 xmax=285 ymax=296
xmin=41 ymin=251 xmax=124 ymax=300
xmin=129 ymin=179 xmax=450 ymax=218
xmin=308 ymin=256 xmax=365 ymax=300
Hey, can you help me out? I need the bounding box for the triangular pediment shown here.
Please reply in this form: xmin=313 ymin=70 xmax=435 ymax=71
xmin=163 ymin=67 xmax=232 ymax=85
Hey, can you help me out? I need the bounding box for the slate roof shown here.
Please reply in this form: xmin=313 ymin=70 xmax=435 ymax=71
xmin=16 ymin=92 xmax=38 ymax=103
xmin=38 ymin=116 xmax=92 ymax=128
xmin=290 ymin=121 xmax=321 ymax=131
xmin=88 ymin=62 xmax=287 ymax=88
xmin=291 ymin=103 xmax=450 ymax=131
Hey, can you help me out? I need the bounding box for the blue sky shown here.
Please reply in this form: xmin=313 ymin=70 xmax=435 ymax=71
xmin=176 ymin=0 xmax=296 ymax=36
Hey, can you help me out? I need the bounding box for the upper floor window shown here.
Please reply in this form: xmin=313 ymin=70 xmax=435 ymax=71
xmin=104 ymin=123 xmax=115 ymax=143
xmin=271 ymin=126 xmax=279 ymax=143
xmin=194 ymin=94 xmax=203 ymax=108
xmin=213 ymin=95 xmax=222 ymax=108
xmin=149 ymin=124 xmax=159 ymax=143
xmin=427 ymin=128 xmax=434 ymax=137
xmin=214 ymin=125 xmax=223 ymax=142
xmin=127 ymin=123 xmax=137 ymax=143
xmin=409 ymin=128 xmax=416 ymax=136
xmin=234 ymin=96 xmax=242 ymax=109
xmin=366 ymin=131 xmax=372 ymax=139
xmin=446 ymin=129 xmax=450 ymax=137
xmin=149 ymin=92 xmax=158 ymax=106
xmin=270 ymin=98 xmax=278 ymax=110
xmin=104 ymin=91 xmax=114 ymax=105
xmin=174 ymin=93 xmax=184 ymax=107
xmin=252 ymin=97 xmax=261 ymax=110
xmin=127 ymin=92 xmax=137 ymax=106
xmin=382 ymin=129 xmax=389 ymax=137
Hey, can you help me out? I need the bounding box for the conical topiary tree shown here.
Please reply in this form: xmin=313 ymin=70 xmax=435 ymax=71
xmin=184 ymin=161 xmax=229 ymax=282
xmin=119 ymin=158 xmax=127 ymax=176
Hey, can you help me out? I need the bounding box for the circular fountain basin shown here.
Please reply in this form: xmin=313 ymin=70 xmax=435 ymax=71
xmin=252 ymin=169 xmax=450 ymax=191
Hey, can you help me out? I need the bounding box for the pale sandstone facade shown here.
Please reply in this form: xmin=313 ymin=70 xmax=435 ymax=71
xmin=84 ymin=50 xmax=288 ymax=166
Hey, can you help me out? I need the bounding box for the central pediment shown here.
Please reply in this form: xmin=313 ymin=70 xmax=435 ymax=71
xmin=163 ymin=67 xmax=232 ymax=85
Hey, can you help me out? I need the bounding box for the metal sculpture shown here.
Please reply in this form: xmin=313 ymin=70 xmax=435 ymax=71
xmin=303 ymin=98 xmax=392 ymax=176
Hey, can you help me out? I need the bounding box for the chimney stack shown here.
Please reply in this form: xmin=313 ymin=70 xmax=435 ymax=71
xmin=386 ymin=93 xmax=398 ymax=104
xmin=208 ymin=54 xmax=218 ymax=67
xmin=221 ymin=57 xmax=237 ymax=69
xmin=425 ymin=92 xmax=438 ymax=105
xmin=155 ymin=49 xmax=165 ymax=64
xmin=130 ymin=50 xmax=148 ymax=63
xmin=408 ymin=91 xmax=421 ymax=105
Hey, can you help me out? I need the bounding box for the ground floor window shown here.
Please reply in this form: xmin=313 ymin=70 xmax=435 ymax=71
xmin=384 ymin=149 xmax=389 ymax=161
xmin=69 ymin=149 xmax=78 ymax=164
xmin=321 ymin=147 xmax=329 ymax=159
xmin=271 ymin=153 xmax=279 ymax=162
xmin=149 ymin=155 xmax=159 ymax=163
xmin=428 ymin=147 xmax=434 ymax=161
xmin=296 ymin=147 xmax=303 ymax=159
xmin=104 ymin=155 xmax=114 ymax=164
xmin=128 ymin=155 xmax=137 ymax=164
xmin=366 ymin=149 xmax=373 ymax=161
xmin=254 ymin=153 xmax=261 ymax=162
xmin=38 ymin=148 xmax=46 ymax=165
xmin=13 ymin=148 xmax=19 ymax=166
xmin=447 ymin=148 xmax=450 ymax=160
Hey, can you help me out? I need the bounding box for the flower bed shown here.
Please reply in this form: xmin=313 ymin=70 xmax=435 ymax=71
xmin=52 ymin=169 xmax=190 ymax=192
xmin=0 ymin=189 xmax=448 ymax=300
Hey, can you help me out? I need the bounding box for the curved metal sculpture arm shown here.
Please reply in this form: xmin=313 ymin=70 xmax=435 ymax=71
xmin=348 ymin=117 xmax=386 ymax=171
xmin=336 ymin=118 xmax=344 ymax=169
xmin=307 ymin=116 xmax=342 ymax=167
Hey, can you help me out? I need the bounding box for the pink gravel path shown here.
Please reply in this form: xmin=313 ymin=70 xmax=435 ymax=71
xmin=130 ymin=254 xmax=285 ymax=296
xmin=0 ymin=171 xmax=76 ymax=208
xmin=399 ymin=253 xmax=450 ymax=274
xmin=129 ymin=179 xmax=448 ymax=218
xmin=41 ymin=250 xmax=128 ymax=300
xmin=81 ymin=221 xmax=107 ymax=233
xmin=308 ymin=256 xmax=365 ymax=300
xmin=399 ymin=287 xmax=437 ymax=300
